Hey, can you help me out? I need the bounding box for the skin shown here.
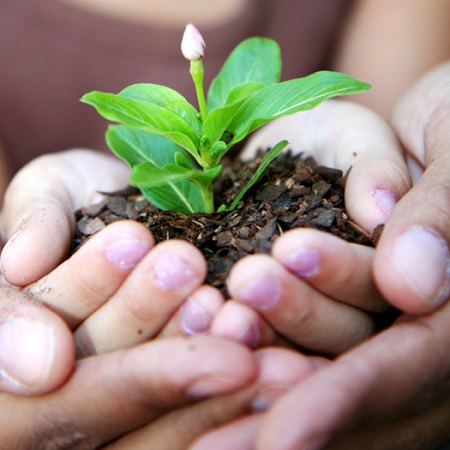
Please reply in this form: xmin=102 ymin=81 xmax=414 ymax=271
xmin=0 ymin=1 xmax=449 ymax=448
xmin=0 ymin=332 xmax=260 ymax=449
xmin=189 ymin=62 xmax=450 ymax=450
xmin=0 ymin=84 xmax=446 ymax=448
xmin=215 ymin=100 xmax=410 ymax=354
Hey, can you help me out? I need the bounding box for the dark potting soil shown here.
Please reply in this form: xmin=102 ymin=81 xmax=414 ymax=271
xmin=73 ymin=150 xmax=383 ymax=296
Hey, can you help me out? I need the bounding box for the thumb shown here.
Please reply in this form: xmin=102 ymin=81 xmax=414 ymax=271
xmin=0 ymin=285 xmax=75 ymax=395
xmin=373 ymin=63 xmax=450 ymax=314
xmin=0 ymin=149 xmax=129 ymax=286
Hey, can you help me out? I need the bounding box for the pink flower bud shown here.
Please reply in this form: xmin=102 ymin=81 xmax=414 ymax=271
xmin=181 ymin=24 xmax=206 ymax=61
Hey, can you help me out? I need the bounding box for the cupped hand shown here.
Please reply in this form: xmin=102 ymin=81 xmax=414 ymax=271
xmin=212 ymin=100 xmax=411 ymax=354
xmin=0 ymin=149 xmax=130 ymax=286
xmin=189 ymin=63 xmax=450 ymax=450
xmin=0 ymin=336 xmax=258 ymax=449
xmin=23 ymin=219 xmax=214 ymax=356
xmin=241 ymin=99 xmax=412 ymax=233
xmin=101 ymin=346 xmax=327 ymax=450
xmin=0 ymin=149 xmax=226 ymax=385
xmin=189 ymin=300 xmax=450 ymax=450
xmin=374 ymin=61 xmax=450 ymax=314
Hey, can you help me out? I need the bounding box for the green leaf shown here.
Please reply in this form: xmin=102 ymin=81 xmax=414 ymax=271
xmin=130 ymin=162 xmax=204 ymax=214
xmin=202 ymin=82 xmax=266 ymax=144
xmin=223 ymin=82 xmax=267 ymax=105
xmin=207 ymin=37 xmax=281 ymax=111
xmin=227 ymin=71 xmax=372 ymax=146
xmin=174 ymin=151 xmax=197 ymax=169
xmin=229 ymin=140 xmax=289 ymax=211
xmin=131 ymin=162 xmax=193 ymax=185
xmin=189 ymin=165 xmax=222 ymax=185
xmin=158 ymin=164 xmax=222 ymax=189
xmin=81 ymin=87 xmax=200 ymax=157
xmin=105 ymin=126 xmax=204 ymax=214
xmin=140 ymin=184 xmax=203 ymax=215
xmin=161 ymin=163 xmax=191 ymax=174
xmin=120 ymin=84 xmax=202 ymax=137
xmin=106 ymin=125 xmax=181 ymax=167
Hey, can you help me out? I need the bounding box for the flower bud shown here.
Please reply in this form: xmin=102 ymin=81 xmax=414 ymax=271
xmin=181 ymin=24 xmax=206 ymax=61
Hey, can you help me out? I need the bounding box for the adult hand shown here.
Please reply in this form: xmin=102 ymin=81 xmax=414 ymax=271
xmin=102 ymin=347 xmax=327 ymax=450
xmin=188 ymin=63 xmax=450 ymax=450
xmin=374 ymin=61 xmax=450 ymax=314
xmin=190 ymin=303 xmax=450 ymax=449
xmin=0 ymin=335 xmax=258 ymax=449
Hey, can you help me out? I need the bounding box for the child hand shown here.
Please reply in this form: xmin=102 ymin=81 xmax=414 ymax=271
xmin=0 ymin=150 xmax=224 ymax=360
xmin=210 ymin=100 xmax=412 ymax=354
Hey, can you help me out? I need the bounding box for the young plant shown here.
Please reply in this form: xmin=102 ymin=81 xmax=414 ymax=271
xmin=81 ymin=24 xmax=370 ymax=215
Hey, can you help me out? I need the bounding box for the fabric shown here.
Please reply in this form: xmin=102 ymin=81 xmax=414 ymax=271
xmin=0 ymin=0 xmax=351 ymax=172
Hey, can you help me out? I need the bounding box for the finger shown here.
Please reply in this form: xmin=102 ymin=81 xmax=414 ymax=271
xmin=271 ymin=228 xmax=388 ymax=312
xmin=210 ymin=300 xmax=283 ymax=349
xmin=106 ymin=399 xmax=262 ymax=450
xmin=0 ymin=285 xmax=74 ymax=395
xmin=74 ymin=239 xmax=207 ymax=355
xmin=188 ymin=415 xmax=262 ymax=450
xmin=227 ymin=254 xmax=375 ymax=354
xmin=2 ymin=337 xmax=257 ymax=450
xmin=0 ymin=150 xmax=129 ymax=286
xmin=107 ymin=348 xmax=325 ymax=450
xmin=158 ymin=285 xmax=225 ymax=338
xmin=256 ymin=302 xmax=450 ymax=450
xmin=25 ymin=220 xmax=154 ymax=327
xmin=374 ymin=64 xmax=450 ymax=314
xmin=190 ymin=365 xmax=450 ymax=450
xmin=242 ymin=100 xmax=412 ymax=233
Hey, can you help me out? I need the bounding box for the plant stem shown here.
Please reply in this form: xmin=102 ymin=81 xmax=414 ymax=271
xmin=199 ymin=182 xmax=215 ymax=213
xmin=190 ymin=60 xmax=208 ymax=123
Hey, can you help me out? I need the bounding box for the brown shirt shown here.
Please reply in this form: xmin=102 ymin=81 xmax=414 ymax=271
xmin=0 ymin=0 xmax=351 ymax=173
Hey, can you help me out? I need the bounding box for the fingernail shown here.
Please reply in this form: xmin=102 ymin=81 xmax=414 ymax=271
xmin=106 ymin=233 xmax=149 ymax=269
xmin=180 ymin=297 xmax=211 ymax=335
xmin=284 ymin=248 xmax=320 ymax=277
xmin=186 ymin=376 xmax=243 ymax=399
xmin=238 ymin=274 xmax=281 ymax=310
xmin=372 ymin=187 xmax=397 ymax=219
xmin=153 ymin=251 xmax=199 ymax=291
xmin=390 ymin=227 xmax=450 ymax=306
xmin=0 ymin=317 xmax=55 ymax=389
xmin=252 ymin=385 xmax=291 ymax=412
xmin=238 ymin=323 xmax=260 ymax=349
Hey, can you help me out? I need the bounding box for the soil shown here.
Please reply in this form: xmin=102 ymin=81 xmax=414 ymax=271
xmin=73 ymin=150 xmax=383 ymax=296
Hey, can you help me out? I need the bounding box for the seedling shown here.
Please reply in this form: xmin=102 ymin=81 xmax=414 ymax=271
xmin=81 ymin=24 xmax=370 ymax=215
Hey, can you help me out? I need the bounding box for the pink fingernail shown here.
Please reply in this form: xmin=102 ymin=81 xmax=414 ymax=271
xmin=106 ymin=233 xmax=149 ymax=269
xmin=372 ymin=187 xmax=397 ymax=219
xmin=252 ymin=385 xmax=291 ymax=412
xmin=153 ymin=251 xmax=199 ymax=291
xmin=238 ymin=323 xmax=260 ymax=349
xmin=180 ymin=298 xmax=211 ymax=335
xmin=285 ymin=248 xmax=320 ymax=278
xmin=238 ymin=274 xmax=281 ymax=310
xmin=186 ymin=376 xmax=243 ymax=399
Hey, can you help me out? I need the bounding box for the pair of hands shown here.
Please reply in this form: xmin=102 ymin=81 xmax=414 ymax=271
xmin=0 ymin=63 xmax=449 ymax=449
